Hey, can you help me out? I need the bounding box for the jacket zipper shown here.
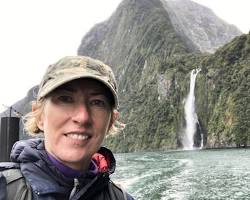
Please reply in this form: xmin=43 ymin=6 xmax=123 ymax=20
xmin=69 ymin=178 xmax=80 ymax=199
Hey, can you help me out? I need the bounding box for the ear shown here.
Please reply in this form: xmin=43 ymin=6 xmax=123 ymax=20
xmin=108 ymin=110 xmax=119 ymax=130
xmin=32 ymin=102 xmax=44 ymax=131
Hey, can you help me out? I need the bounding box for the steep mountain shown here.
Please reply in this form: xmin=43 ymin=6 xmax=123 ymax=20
xmin=77 ymin=0 xmax=246 ymax=151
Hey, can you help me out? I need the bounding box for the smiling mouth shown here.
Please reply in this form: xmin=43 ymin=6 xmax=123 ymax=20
xmin=65 ymin=132 xmax=91 ymax=141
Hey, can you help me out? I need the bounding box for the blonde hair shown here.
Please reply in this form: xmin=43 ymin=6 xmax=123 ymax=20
xmin=107 ymin=120 xmax=126 ymax=137
xmin=23 ymin=99 xmax=124 ymax=136
xmin=23 ymin=99 xmax=46 ymax=136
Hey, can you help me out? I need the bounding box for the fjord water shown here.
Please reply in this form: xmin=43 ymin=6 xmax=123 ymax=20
xmin=112 ymin=149 xmax=250 ymax=200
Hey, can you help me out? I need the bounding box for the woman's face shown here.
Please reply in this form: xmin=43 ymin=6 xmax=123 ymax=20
xmin=35 ymin=79 xmax=116 ymax=170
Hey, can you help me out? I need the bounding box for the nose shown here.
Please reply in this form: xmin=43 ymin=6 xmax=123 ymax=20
xmin=71 ymin=103 xmax=91 ymax=126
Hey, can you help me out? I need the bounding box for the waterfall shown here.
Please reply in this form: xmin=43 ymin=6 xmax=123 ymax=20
xmin=183 ymin=69 xmax=200 ymax=150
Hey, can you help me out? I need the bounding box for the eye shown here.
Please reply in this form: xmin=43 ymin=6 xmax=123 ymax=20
xmin=57 ymin=95 xmax=74 ymax=103
xmin=90 ymin=99 xmax=106 ymax=107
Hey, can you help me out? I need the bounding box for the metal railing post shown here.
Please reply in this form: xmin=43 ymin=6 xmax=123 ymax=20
xmin=0 ymin=117 xmax=20 ymax=161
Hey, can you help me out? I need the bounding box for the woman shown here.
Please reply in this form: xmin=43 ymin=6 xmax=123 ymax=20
xmin=0 ymin=56 xmax=134 ymax=200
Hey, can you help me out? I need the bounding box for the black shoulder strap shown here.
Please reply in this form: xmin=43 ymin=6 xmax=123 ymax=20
xmin=0 ymin=163 xmax=32 ymax=200
xmin=0 ymin=172 xmax=7 ymax=200
xmin=108 ymin=181 xmax=128 ymax=200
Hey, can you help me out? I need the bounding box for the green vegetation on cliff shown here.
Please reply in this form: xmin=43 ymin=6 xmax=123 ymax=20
xmin=202 ymin=34 xmax=250 ymax=147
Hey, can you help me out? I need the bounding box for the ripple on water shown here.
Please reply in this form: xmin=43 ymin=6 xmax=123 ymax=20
xmin=113 ymin=149 xmax=250 ymax=200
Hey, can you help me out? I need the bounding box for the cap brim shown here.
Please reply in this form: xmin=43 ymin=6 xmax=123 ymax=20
xmin=38 ymin=73 xmax=118 ymax=109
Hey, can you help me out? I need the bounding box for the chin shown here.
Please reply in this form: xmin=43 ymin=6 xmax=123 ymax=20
xmin=63 ymin=150 xmax=90 ymax=163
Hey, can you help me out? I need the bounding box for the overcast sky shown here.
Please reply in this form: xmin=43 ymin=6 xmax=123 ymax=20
xmin=0 ymin=0 xmax=249 ymax=113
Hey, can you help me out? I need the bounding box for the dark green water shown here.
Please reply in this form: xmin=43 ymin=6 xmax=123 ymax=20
xmin=112 ymin=149 xmax=250 ymax=200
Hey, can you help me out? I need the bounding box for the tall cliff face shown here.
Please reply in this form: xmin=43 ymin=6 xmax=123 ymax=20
xmin=77 ymin=0 xmax=247 ymax=152
xmin=78 ymin=0 xmax=190 ymax=77
xmin=161 ymin=0 xmax=242 ymax=53
xmin=198 ymin=34 xmax=250 ymax=147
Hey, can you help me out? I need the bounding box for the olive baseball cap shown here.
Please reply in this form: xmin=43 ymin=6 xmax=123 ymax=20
xmin=37 ymin=56 xmax=118 ymax=108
